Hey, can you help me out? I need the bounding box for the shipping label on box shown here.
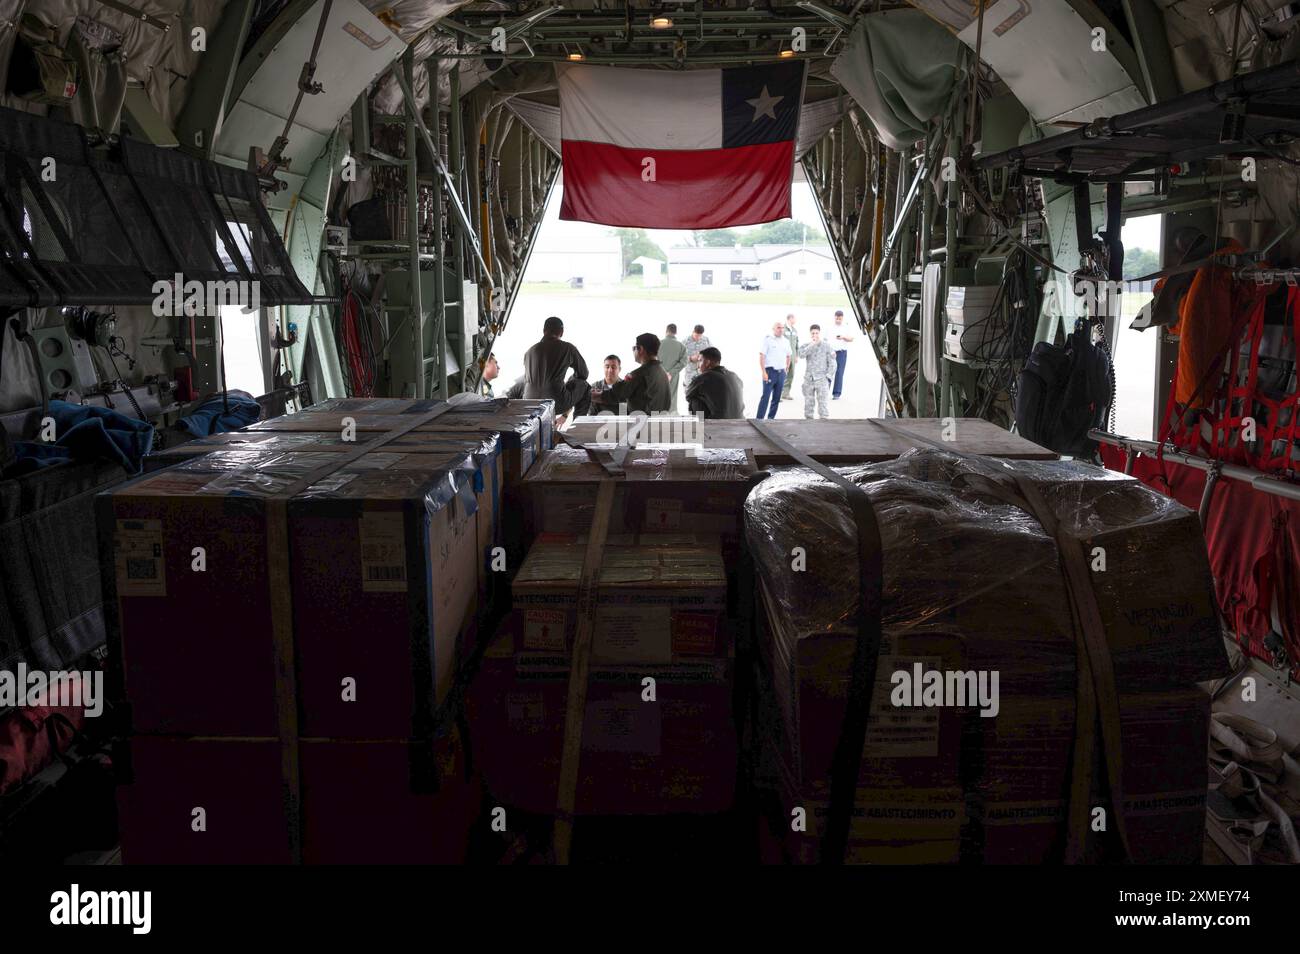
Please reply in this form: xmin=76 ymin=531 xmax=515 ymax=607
xmin=672 ymin=612 xmax=719 ymax=655
xmin=594 ymin=605 xmax=672 ymax=663
xmin=864 ymin=655 xmax=942 ymax=758
xmin=973 ymin=799 xmax=1067 ymax=827
xmin=645 ymin=497 xmax=683 ymax=531
xmin=114 ymin=519 xmax=166 ymax=597
xmin=360 ymin=511 xmax=407 ymax=592
xmin=586 ymin=692 xmax=662 ymax=755
xmin=524 ymin=608 xmax=567 ymax=652
xmin=807 ymin=792 xmax=966 ymax=841
xmin=506 ymin=691 xmax=547 ymax=733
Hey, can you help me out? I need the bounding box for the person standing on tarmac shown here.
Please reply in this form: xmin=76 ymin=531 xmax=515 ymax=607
xmin=756 ymin=320 xmax=792 ymax=420
xmin=830 ymin=310 xmax=854 ymax=400
xmin=683 ymin=325 xmax=711 ymax=392
xmin=659 ymin=324 xmax=688 ymax=413
xmin=799 ymin=324 xmax=836 ymax=420
xmin=780 ymin=314 xmax=799 ymax=402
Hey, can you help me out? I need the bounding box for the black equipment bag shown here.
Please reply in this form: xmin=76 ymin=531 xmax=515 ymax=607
xmin=1015 ymin=327 xmax=1113 ymax=457
xmin=347 ymin=198 xmax=391 ymax=241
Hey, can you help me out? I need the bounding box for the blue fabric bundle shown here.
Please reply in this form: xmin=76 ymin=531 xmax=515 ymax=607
xmin=10 ymin=400 xmax=155 ymax=475
xmin=179 ymin=390 xmax=261 ymax=438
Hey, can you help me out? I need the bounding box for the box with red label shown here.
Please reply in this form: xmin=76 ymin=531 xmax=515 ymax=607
xmin=510 ymin=537 xmax=729 ymax=662
xmin=524 ymin=446 xmax=758 ymax=546
xmin=466 ymin=621 xmax=736 ymax=815
xmin=98 ymin=443 xmax=483 ymax=740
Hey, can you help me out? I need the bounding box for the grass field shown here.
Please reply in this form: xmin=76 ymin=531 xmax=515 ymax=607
xmin=520 ymin=280 xmax=852 ymax=308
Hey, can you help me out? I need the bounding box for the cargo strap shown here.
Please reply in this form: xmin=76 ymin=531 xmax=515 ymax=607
xmin=579 ymin=444 xmax=628 ymax=477
xmin=262 ymin=401 xmax=458 ymax=863
xmin=948 ymin=470 xmax=1132 ymax=862
xmin=870 ymin=416 xmax=1131 ymax=862
xmin=867 ymin=418 xmax=1129 ymax=860
xmin=553 ymin=478 xmax=617 ymax=864
xmin=748 ymin=420 xmax=883 ymax=865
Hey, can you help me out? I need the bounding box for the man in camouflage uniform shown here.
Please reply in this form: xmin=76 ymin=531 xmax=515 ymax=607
xmin=682 ymin=324 xmax=711 ymax=392
xmin=799 ymin=323 xmax=836 ymax=420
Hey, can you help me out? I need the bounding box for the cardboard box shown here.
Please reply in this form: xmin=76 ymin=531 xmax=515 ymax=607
xmin=467 ymin=622 xmax=736 ymax=815
xmin=147 ymin=429 xmax=504 ymax=610
xmin=965 ymin=688 xmax=1209 ymax=864
xmin=100 ymin=445 xmax=483 ymax=739
xmin=524 ymin=446 xmax=758 ymax=543
xmin=118 ymin=732 xmax=477 ymax=864
xmin=774 ymin=773 xmax=966 ymax=865
xmin=424 ymin=415 xmax=544 ymax=487
xmin=511 ymin=538 xmax=729 ymax=663
xmin=240 ymin=396 xmax=553 ymax=490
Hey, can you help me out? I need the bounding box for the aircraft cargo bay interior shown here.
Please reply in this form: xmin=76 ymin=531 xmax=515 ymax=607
xmin=1 ymin=0 xmax=1299 ymax=915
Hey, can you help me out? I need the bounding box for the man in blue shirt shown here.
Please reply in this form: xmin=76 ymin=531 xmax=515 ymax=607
xmin=756 ymin=320 xmax=791 ymax=420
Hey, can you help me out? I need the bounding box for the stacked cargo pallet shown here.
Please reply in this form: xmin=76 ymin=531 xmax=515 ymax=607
xmin=100 ymin=397 xmax=553 ymax=863
xmin=745 ymin=449 xmax=1227 ymax=864
xmin=468 ymin=444 xmax=759 ymax=830
xmin=111 ymin=406 xmax=1220 ymax=865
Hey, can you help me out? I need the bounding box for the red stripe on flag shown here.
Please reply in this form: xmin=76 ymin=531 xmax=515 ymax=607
xmin=559 ymin=140 xmax=794 ymax=229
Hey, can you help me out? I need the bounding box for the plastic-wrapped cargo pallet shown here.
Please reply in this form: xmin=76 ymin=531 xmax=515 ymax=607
xmin=102 ymin=396 xmax=554 ymax=864
xmin=745 ymin=448 xmax=1227 ymax=864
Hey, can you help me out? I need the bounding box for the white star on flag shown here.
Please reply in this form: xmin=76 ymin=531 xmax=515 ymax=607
xmin=746 ymin=85 xmax=783 ymax=122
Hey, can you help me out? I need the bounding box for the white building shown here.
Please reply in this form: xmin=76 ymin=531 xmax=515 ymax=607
xmin=665 ymin=244 xmax=839 ymax=291
xmin=525 ymin=231 xmax=623 ymax=287
xmin=632 ymin=255 xmax=665 ymax=287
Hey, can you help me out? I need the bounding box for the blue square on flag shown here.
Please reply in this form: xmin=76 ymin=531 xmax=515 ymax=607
xmin=723 ymin=62 xmax=805 ymax=148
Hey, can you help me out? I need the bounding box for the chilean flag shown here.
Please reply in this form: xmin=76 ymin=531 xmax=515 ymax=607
xmin=558 ymin=61 xmax=806 ymax=229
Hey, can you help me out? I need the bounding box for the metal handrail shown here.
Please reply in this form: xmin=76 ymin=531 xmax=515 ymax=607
xmin=1090 ymin=428 xmax=1300 ymax=504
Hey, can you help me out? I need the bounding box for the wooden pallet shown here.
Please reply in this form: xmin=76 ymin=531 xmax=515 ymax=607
xmin=561 ymin=416 xmax=1055 ymax=465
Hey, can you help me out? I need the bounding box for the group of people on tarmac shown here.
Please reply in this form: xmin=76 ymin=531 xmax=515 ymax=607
xmin=756 ymin=310 xmax=855 ymax=420
xmin=480 ymin=310 xmax=853 ymax=423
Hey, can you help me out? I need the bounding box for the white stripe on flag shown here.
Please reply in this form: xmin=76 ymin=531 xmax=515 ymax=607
xmin=557 ymin=63 xmax=722 ymax=150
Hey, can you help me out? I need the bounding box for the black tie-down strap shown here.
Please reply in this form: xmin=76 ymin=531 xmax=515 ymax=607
xmin=748 ymin=421 xmax=883 ymax=864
